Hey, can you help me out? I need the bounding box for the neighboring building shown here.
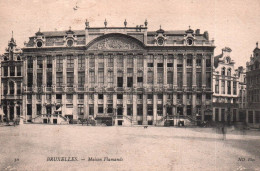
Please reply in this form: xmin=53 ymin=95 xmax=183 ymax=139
xmin=212 ymin=47 xmax=239 ymax=123
xmin=236 ymin=66 xmax=247 ymax=122
xmin=246 ymin=42 xmax=260 ymax=128
xmin=1 ymin=20 xmax=215 ymax=125
xmin=0 ymin=35 xmax=23 ymax=122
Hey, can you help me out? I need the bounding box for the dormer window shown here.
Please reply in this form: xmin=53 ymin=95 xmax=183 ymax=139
xmin=36 ymin=40 xmax=43 ymax=48
xmin=67 ymin=39 xmax=74 ymax=47
xmin=227 ymin=68 xmax=231 ymax=76
xmin=17 ymin=56 xmax=21 ymax=60
xmin=157 ymin=37 xmax=164 ymax=46
xmin=186 ymin=38 xmax=193 ymax=46
xmin=4 ymin=56 xmax=8 ymax=61
xmin=221 ymin=67 xmax=225 ymax=76
xmin=226 ymin=57 xmax=230 ymax=63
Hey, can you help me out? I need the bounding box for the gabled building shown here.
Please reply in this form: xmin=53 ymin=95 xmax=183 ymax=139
xmin=246 ymin=42 xmax=260 ymax=128
xmin=0 ymin=34 xmax=23 ymax=122
xmin=212 ymin=47 xmax=239 ymax=123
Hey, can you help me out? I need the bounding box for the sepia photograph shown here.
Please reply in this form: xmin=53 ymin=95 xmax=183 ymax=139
xmin=0 ymin=0 xmax=259 ymax=170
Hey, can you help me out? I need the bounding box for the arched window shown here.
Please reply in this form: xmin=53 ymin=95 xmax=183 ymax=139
xmin=9 ymin=81 xmax=14 ymax=95
xmin=17 ymin=56 xmax=21 ymax=60
xmin=227 ymin=68 xmax=231 ymax=76
xmin=221 ymin=67 xmax=225 ymax=76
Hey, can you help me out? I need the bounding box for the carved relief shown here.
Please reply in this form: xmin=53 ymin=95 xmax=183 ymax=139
xmin=88 ymin=37 xmax=143 ymax=50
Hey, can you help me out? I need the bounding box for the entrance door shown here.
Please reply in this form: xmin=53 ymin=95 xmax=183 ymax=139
xmin=10 ymin=106 xmax=14 ymax=120
xmin=118 ymin=120 xmax=123 ymax=126
xmin=177 ymin=107 xmax=183 ymax=115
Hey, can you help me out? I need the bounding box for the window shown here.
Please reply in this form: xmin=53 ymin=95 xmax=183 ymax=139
xmin=78 ymin=72 xmax=85 ymax=87
xmin=47 ymin=72 xmax=52 ymax=87
xmin=98 ymin=70 xmax=104 ymax=85
xmin=206 ymin=58 xmax=211 ymax=67
xmin=98 ymin=55 xmax=104 ymax=68
xmin=227 ymin=68 xmax=231 ymax=76
xmin=206 ymin=72 xmax=211 ymax=88
xmin=137 ymin=105 xmax=143 ymax=116
xmin=127 ymin=57 xmax=133 ymax=68
xmin=10 ymin=66 xmax=15 ymax=76
xmin=137 ymin=57 xmax=143 ymax=67
xmin=187 ymin=57 xmax=192 ymax=66
xmin=47 ymin=56 xmax=52 ymax=68
xmin=137 ymin=94 xmax=143 ymax=100
xmin=78 ymin=94 xmax=84 ymax=99
xmin=177 ymin=72 xmax=183 ymax=88
xmin=157 ymin=105 xmax=163 ymax=116
xmin=206 ymin=94 xmax=211 ymax=100
xmin=167 ymin=94 xmax=173 ymax=100
xmin=9 ymin=82 xmax=14 ymax=94
xmin=196 ymin=72 xmax=202 ymax=87
xmin=56 ymin=94 xmax=62 ymax=99
xmin=98 ymin=94 xmax=103 ymax=99
xmin=127 ymin=77 xmax=133 ymax=87
xmin=157 ymin=94 xmax=163 ymax=99
xmin=137 ymin=77 xmax=143 ymax=83
xmin=227 ymin=81 xmax=231 ymax=95
xmin=108 ymin=71 xmax=113 ymax=87
xmin=27 ymin=57 xmax=33 ymax=68
xmin=196 ymin=58 xmax=201 ymax=66
xmin=89 ymin=105 xmax=94 ymax=115
xmin=78 ymin=55 xmax=85 ymax=68
xmin=4 ymin=66 xmax=8 ymax=76
xmin=117 ymin=94 xmax=123 ymax=99
xmin=37 ymin=57 xmax=43 ymax=68
xmin=157 ymin=70 xmax=163 ymax=84
xmin=89 ymin=55 xmax=95 ymax=67
xmin=67 ymin=55 xmax=74 ymax=68
xmin=17 ymin=66 xmax=21 ymax=76
xmin=147 ymin=71 xmax=153 ymax=84
xmin=177 ymin=56 xmax=183 ymax=67
xmin=27 ymin=104 xmax=32 ymax=116
xmin=56 ymin=56 xmax=63 ymax=69
xmin=98 ymin=105 xmax=103 ymax=113
xmin=187 ymin=72 xmax=192 ymax=87
xmin=3 ymin=83 xmax=7 ymax=95
xmin=56 ymin=72 xmax=63 ymax=86
xmin=167 ymin=107 xmax=173 ymax=115
xmin=177 ymin=94 xmax=182 ymax=100
xmin=117 ymin=55 xmax=123 ymax=67
xmin=108 ymin=56 xmax=114 ymax=67
xmin=157 ymin=63 xmax=163 ymax=67
xmin=37 ymin=104 xmax=41 ymax=115
xmin=27 ymin=73 xmax=33 ymax=87
xmin=37 ymin=73 xmax=42 ymax=87
xmin=89 ymin=94 xmax=94 ymax=100
xmin=215 ymin=78 xmax=219 ymax=94
xmin=221 ymin=80 xmax=225 ymax=94
xmin=89 ymin=71 xmax=95 ymax=85
xmin=221 ymin=68 xmax=225 ymax=76
xmin=167 ymin=63 xmax=173 ymax=67
xmin=78 ymin=104 xmax=84 ymax=115
xmin=117 ymin=76 xmax=123 ymax=88
xmin=147 ymin=105 xmax=153 ymax=116
xmin=46 ymin=94 xmax=51 ymax=100
xmin=147 ymin=94 xmax=153 ymax=99
xmin=233 ymin=81 xmax=237 ymax=95
xmin=127 ymin=105 xmax=132 ymax=116
xmin=187 ymin=93 xmax=191 ymax=100
xmin=67 ymin=72 xmax=74 ymax=87
xmin=147 ymin=63 xmax=154 ymax=67
xmin=215 ymin=108 xmax=219 ymax=121
xmin=17 ymin=82 xmax=21 ymax=94
xmin=66 ymin=94 xmax=73 ymax=100
xmin=27 ymin=94 xmax=32 ymax=100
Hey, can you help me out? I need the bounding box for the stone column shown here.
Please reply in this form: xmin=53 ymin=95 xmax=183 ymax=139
xmin=113 ymin=53 xmax=117 ymax=88
xmin=84 ymin=93 xmax=88 ymax=118
xmin=163 ymin=54 xmax=167 ymax=85
xmin=133 ymin=55 xmax=137 ymax=88
xmin=104 ymin=54 xmax=108 ymax=87
xmin=192 ymin=54 xmax=197 ymax=87
xmin=123 ymin=54 xmax=127 ymax=88
xmin=103 ymin=94 xmax=107 ymax=114
xmin=73 ymin=94 xmax=77 ymax=120
xmin=14 ymin=103 xmax=17 ymax=120
xmin=202 ymin=94 xmax=206 ymax=121
xmin=52 ymin=56 xmax=56 ymax=87
xmin=192 ymin=92 xmax=197 ymax=115
xmin=61 ymin=94 xmax=66 ymax=117
xmin=123 ymin=94 xmax=127 ymax=116
xmin=42 ymin=56 xmax=47 ymax=87
xmin=173 ymin=55 xmax=177 ymax=87
xmin=202 ymin=54 xmax=206 ymax=87
xmin=132 ymin=93 xmax=137 ymax=124
xmin=94 ymin=93 xmax=98 ymax=118
xmin=23 ymin=59 xmax=28 ymax=86
xmin=22 ymin=95 xmax=27 ymax=121
xmin=153 ymin=94 xmax=157 ymax=125
xmin=154 ymin=54 xmax=157 ymax=86
xmin=85 ymin=54 xmax=89 ymax=86
xmin=33 ymin=56 xmax=37 ymax=87
xmin=32 ymin=94 xmax=36 ymax=119
xmin=74 ymin=55 xmax=78 ymax=86
xmin=183 ymin=54 xmax=187 ymax=87
xmin=163 ymin=94 xmax=167 ymax=117
xmin=143 ymin=94 xmax=147 ymax=125
xmin=113 ymin=93 xmax=117 ymax=116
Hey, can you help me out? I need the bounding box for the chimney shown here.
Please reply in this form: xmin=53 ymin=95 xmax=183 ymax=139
xmin=195 ymin=29 xmax=200 ymax=35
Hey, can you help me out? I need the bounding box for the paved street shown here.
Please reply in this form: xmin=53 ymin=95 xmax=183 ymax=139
xmin=0 ymin=125 xmax=259 ymax=171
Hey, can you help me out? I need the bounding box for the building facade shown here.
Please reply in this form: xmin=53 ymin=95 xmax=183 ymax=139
xmin=246 ymin=42 xmax=260 ymax=128
xmin=2 ymin=20 xmax=215 ymax=125
xmin=0 ymin=35 xmax=23 ymax=122
xmin=212 ymin=47 xmax=239 ymax=123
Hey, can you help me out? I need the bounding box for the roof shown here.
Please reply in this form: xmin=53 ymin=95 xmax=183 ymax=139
xmin=36 ymin=30 xmax=86 ymax=37
xmin=148 ymin=30 xmax=186 ymax=35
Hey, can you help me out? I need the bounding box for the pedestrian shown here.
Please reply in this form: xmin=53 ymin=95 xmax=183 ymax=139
xmin=222 ymin=124 xmax=226 ymax=140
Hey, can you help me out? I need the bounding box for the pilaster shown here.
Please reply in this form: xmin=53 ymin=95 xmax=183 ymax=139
xmin=143 ymin=94 xmax=147 ymax=124
xmin=153 ymin=94 xmax=157 ymax=125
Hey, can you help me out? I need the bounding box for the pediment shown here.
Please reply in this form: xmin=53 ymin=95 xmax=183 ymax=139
xmin=87 ymin=34 xmax=144 ymax=51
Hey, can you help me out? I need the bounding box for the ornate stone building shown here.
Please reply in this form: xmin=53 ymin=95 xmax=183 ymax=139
xmin=0 ymin=35 xmax=23 ymax=122
xmin=3 ymin=20 xmax=215 ymax=125
xmin=212 ymin=47 xmax=239 ymax=123
xmin=246 ymin=42 xmax=260 ymax=128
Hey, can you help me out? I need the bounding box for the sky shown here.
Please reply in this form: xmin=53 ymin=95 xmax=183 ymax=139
xmin=0 ymin=0 xmax=259 ymax=68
